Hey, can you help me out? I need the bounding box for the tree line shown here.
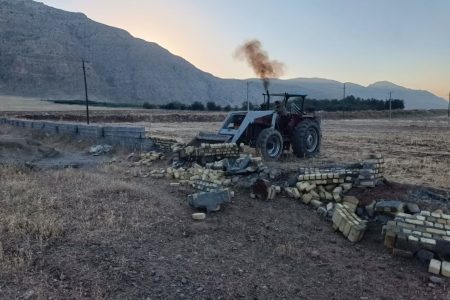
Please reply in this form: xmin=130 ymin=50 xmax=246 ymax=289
xmin=144 ymin=96 xmax=404 ymax=112
xmin=304 ymin=95 xmax=404 ymax=111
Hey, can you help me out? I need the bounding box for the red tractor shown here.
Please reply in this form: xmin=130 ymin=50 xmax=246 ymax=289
xmin=196 ymin=92 xmax=322 ymax=161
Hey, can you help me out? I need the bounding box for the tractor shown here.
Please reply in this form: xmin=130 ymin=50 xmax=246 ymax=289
xmin=196 ymin=92 xmax=322 ymax=161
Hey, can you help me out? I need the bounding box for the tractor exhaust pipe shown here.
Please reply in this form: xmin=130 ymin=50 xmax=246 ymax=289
xmin=266 ymin=90 xmax=270 ymax=109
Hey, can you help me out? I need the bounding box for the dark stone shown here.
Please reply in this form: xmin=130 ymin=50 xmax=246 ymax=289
xmin=252 ymin=179 xmax=271 ymax=200
xmin=356 ymin=207 xmax=364 ymax=217
xmin=415 ymin=249 xmax=435 ymax=265
xmin=429 ymin=276 xmax=443 ymax=285
xmin=395 ymin=233 xmax=409 ymax=250
xmin=375 ymin=200 xmax=404 ymax=213
xmin=405 ymin=203 xmax=420 ymax=214
xmin=188 ymin=190 xmax=231 ymax=212
xmin=435 ymin=240 xmax=450 ymax=256
xmin=365 ymin=201 xmax=376 ymax=218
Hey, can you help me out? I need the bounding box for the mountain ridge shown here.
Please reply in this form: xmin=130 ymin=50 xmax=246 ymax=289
xmin=0 ymin=0 xmax=447 ymax=109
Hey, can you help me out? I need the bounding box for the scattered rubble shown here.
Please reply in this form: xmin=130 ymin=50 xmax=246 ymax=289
xmin=89 ymin=144 xmax=112 ymax=156
xmin=129 ymin=142 xmax=450 ymax=279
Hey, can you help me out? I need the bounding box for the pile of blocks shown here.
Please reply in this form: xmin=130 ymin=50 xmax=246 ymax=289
xmin=284 ymin=177 xmax=353 ymax=207
xmin=148 ymin=135 xmax=183 ymax=152
xmin=356 ymin=154 xmax=385 ymax=187
xmin=332 ymin=203 xmax=368 ymax=242
xmin=297 ymin=167 xmax=357 ymax=185
xmin=382 ymin=211 xmax=450 ymax=257
xmin=178 ymin=143 xmax=241 ymax=161
xmin=133 ymin=151 xmax=165 ymax=166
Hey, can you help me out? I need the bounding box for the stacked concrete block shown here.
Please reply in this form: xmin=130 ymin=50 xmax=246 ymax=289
xmin=201 ymin=143 xmax=240 ymax=157
xmin=356 ymin=154 xmax=385 ymax=187
xmin=147 ymin=136 xmax=180 ymax=152
xmin=104 ymin=126 xmax=144 ymax=139
xmin=42 ymin=122 xmax=60 ymax=134
xmin=165 ymin=163 xmax=232 ymax=191
xmin=332 ymin=203 xmax=368 ymax=242
xmin=77 ymin=124 xmax=104 ymax=138
xmin=382 ymin=211 xmax=450 ymax=257
xmin=58 ymin=123 xmax=78 ymax=135
xmin=428 ymin=259 xmax=450 ymax=278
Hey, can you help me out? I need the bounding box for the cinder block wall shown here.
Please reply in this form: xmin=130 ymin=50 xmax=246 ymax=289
xmin=0 ymin=117 xmax=154 ymax=151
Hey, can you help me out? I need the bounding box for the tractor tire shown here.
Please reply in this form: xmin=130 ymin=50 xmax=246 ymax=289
xmin=257 ymin=128 xmax=283 ymax=161
xmin=292 ymin=120 xmax=321 ymax=158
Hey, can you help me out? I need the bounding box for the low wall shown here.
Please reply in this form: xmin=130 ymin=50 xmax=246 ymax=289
xmin=0 ymin=117 xmax=154 ymax=151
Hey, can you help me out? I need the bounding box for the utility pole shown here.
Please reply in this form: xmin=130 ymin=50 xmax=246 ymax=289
xmin=246 ymin=80 xmax=249 ymax=111
xmin=342 ymin=83 xmax=346 ymax=118
xmin=82 ymin=59 xmax=90 ymax=125
xmin=448 ymin=91 xmax=450 ymax=118
xmin=389 ymin=91 xmax=392 ymax=121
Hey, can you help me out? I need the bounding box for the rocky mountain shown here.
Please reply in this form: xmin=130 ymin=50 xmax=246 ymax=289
xmin=0 ymin=0 xmax=447 ymax=109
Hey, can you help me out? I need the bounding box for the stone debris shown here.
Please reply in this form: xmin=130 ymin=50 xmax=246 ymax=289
xmin=89 ymin=144 xmax=112 ymax=156
xmin=188 ymin=190 xmax=232 ymax=212
xmin=192 ymin=212 xmax=206 ymax=221
xmin=133 ymin=151 xmax=165 ymax=166
xmin=382 ymin=211 xmax=450 ymax=258
xmin=332 ymin=203 xmax=368 ymax=242
xmin=375 ymin=200 xmax=405 ymax=215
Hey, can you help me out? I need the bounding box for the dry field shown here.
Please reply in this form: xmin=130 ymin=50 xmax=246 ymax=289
xmin=0 ymin=111 xmax=450 ymax=299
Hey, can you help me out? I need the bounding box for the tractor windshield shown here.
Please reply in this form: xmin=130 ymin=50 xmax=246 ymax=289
xmin=286 ymin=97 xmax=304 ymax=114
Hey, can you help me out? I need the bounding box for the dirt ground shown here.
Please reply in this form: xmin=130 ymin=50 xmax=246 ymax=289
xmin=0 ymin=114 xmax=450 ymax=299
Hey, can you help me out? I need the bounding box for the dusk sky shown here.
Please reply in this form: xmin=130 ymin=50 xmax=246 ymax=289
xmin=41 ymin=0 xmax=450 ymax=100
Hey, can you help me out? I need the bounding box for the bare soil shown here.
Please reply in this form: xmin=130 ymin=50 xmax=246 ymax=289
xmin=0 ymin=114 xmax=450 ymax=299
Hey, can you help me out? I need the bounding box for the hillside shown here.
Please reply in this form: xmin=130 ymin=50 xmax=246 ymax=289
xmin=0 ymin=0 xmax=447 ymax=109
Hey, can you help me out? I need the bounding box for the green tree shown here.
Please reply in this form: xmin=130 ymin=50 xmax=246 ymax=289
xmin=206 ymin=101 xmax=222 ymax=111
xmin=190 ymin=101 xmax=205 ymax=111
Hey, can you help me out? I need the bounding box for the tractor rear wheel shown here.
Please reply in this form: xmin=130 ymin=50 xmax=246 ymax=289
xmin=257 ymin=128 xmax=283 ymax=161
xmin=292 ymin=120 xmax=321 ymax=158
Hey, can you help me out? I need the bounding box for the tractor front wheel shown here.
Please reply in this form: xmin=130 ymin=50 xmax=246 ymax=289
xmin=292 ymin=120 xmax=321 ymax=158
xmin=257 ymin=128 xmax=283 ymax=161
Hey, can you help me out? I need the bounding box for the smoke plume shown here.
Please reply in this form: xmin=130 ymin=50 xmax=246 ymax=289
xmin=234 ymin=39 xmax=285 ymax=90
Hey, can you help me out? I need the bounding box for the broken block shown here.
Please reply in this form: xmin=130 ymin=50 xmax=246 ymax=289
xmin=302 ymin=193 xmax=313 ymax=204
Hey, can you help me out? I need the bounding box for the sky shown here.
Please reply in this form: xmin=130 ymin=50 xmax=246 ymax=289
xmin=41 ymin=0 xmax=450 ymax=100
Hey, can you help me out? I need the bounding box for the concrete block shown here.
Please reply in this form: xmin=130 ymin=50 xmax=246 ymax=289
xmin=384 ymin=231 xmax=396 ymax=248
xmin=192 ymin=213 xmax=206 ymax=220
xmin=77 ymin=124 xmax=104 ymax=138
xmin=441 ymin=261 xmax=450 ymax=277
xmin=429 ymin=259 xmax=442 ymax=275
xmin=302 ymin=193 xmax=313 ymax=204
